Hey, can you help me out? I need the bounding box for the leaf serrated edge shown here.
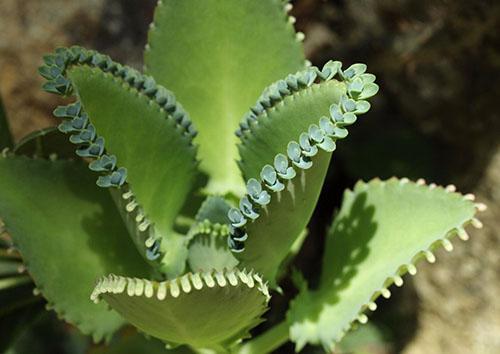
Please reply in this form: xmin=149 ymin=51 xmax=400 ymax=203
xmin=91 ymin=269 xmax=270 ymax=346
xmin=1 ymin=226 xmax=108 ymax=342
xmin=236 ymin=60 xmax=378 ymax=139
xmin=321 ymin=177 xmax=487 ymax=350
xmin=110 ymin=187 xmax=165 ymax=262
xmin=228 ymin=62 xmax=378 ymax=252
xmin=144 ymin=0 xmax=305 ymax=72
xmin=91 ymin=268 xmax=270 ymax=303
xmin=38 ymin=46 xmax=199 ymax=264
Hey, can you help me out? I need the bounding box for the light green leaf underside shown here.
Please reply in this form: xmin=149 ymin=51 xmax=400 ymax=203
xmin=287 ymin=178 xmax=479 ymax=351
xmin=187 ymin=232 xmax=238 ymax=273
xmin=0 ymin=95 xmax=13 ymax=149
xmin=92 ymin=269 xmax=270 ymax=348
xmin=0 ymin=156 xmax=151 ymax=341
xmin=195 ymin=196 xmax=232 ymax=224
xmin=68 ymin=65 xmax=198 ymax=240
xmin=145 ymin=0 xmax=304 ymax=194
xmin=235 ymin=79 xmax=348 ymax=284
xmin=188 ymin=197 xmax=238 ymax=272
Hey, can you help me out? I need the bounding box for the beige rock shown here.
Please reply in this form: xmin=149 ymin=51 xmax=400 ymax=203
xmin=404 ymin=150 xmax=500 ymax=354
xmin=0 ymin=0 xmax=103 ymax=140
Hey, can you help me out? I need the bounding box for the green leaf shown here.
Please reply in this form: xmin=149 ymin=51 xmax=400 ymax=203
xmin=187 ymin=196 xmax=238 ymax=272
xmin=0 ymin=156 xmax=151 ymax=341
xmin=287 ymin=178 xmax=482 ymax=351
xmin=195 ymin=196 xmax=232 ymax=224
xmin=110 ymin=188 xmax=189 ymax=278
xmin=0 ymin=95 xmax=13 ymax=149
xmin=91 ymin=269 xmax=270 ymax=349
xmin=236 ymin=151 xmax=332 ymax=285
xmin=90 ymin=334 xmax=194 ymax=354
xmin=338 ymin=322 xmax=390 ymax=354
xmin=145 ymin=0 xmax=305 ymax=194
xmin=67 ymin=63 xmax=197 ymax=238
xmin=187 ymin=225 xmax=238 ymax=273
xmin=232 ymin=63 xmax=378 ymax=284
xmin=39 ymin=47 xmax=200 ymax=276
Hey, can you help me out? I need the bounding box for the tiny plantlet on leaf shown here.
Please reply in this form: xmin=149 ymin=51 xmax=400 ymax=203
xmin=0 ymin=1 xmax=486 ymax=353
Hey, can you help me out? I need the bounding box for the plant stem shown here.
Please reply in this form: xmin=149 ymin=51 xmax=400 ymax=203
xmin=235 ymin=320 xmax=289 ymax=354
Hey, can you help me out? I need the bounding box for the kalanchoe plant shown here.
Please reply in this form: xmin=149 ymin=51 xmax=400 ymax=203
xmin=0 ymin=0 xmax=486 ymax=353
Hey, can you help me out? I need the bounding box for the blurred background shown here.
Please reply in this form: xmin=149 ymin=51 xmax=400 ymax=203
xmin=0 ymin=0 xmax=498 ymax=353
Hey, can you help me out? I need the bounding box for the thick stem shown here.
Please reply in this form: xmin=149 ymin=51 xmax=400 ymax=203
xmin=235 ymin=320 xmax=289 ymax=354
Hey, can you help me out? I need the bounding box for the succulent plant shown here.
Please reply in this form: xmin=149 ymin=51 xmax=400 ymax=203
xmin=0 ymin=0 xmax=485 ymax=353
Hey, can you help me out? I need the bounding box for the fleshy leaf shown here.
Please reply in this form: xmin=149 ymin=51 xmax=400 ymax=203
xmin=91 ymin=269 xmax=270 ymax=348
xmin=0 ymin=96 xmax=13 ymax=149
xmin=287 ymin=178 xmax=482 ymax=351
xmin=187 ymin=197 xmax=237 ymax=272
xmin=110 ymin=187 xmax=188 ymax=277
xmin=195 ymin=196 xmax=232 ymax=225
xmin=39 ymin=47 xmax=199 ymax=277
xmin=232 ymin=63 xmax=378 ymax=284
xmin=187 ymin=220 xmax=238 ymax=273
xmin=0 ymin=156 xmax=151 ymax=341
xmin=90 ymin=334 xmax=194 ymax=354
xmin=145 ymin=0 xmax=305 ymax=194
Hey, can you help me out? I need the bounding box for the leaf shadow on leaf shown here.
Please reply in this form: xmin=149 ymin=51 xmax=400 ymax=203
xmin=60 ymin=164 xmax=150 ymax=277
xmin=290 ymin=191 xmax=377 ymax=324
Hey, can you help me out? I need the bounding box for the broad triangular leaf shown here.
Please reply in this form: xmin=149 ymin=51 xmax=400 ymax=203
xmin=145 ymin=0 xmax=305 ymax=194
xmin=0 ymin=156 xmax=151 ymax=341
xmin=287 ymin=178 xmax=482 ymax=351
xmin=231 ymin=63 xmax=378 ymax=284
xmin=39 ymin=47 xmax=199 ymax=277
xmin=91 ymin=269 xmax=270 ymax=349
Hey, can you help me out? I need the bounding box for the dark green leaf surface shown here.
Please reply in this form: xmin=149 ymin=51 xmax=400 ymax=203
xmin=0 ymin=96 xmax=13 ymax=149
xmin=68 ymin=66 xmax=198 ymax=242
xmin=0 ymin=156 xmax=151 ymax=341
xmin=66 ymin=65 xmax=198 ymax=276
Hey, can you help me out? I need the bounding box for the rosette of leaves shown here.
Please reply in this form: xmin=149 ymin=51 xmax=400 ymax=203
xmin=0 ymin=0 xmax=485 ymax=353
